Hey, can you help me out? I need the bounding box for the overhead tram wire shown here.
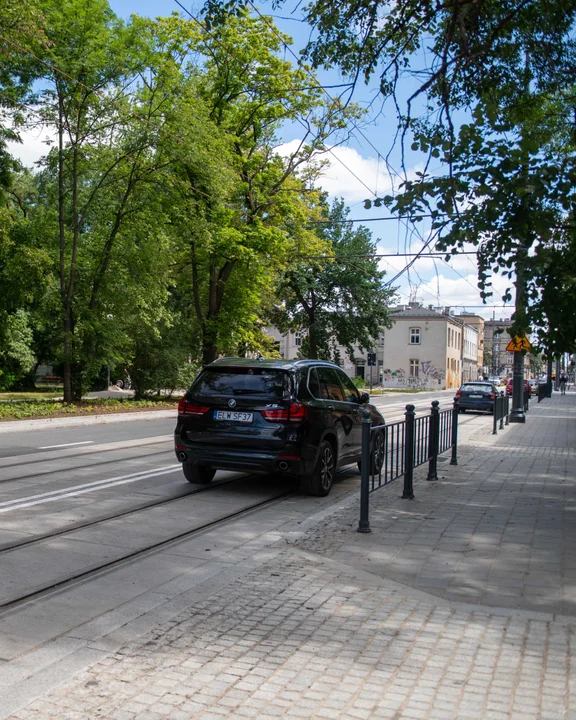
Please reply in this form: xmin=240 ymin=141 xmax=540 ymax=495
xmin=244 ymin=1 xmax=472 ymax=292
xmin=295 ymin=251 xmax=477 ymax=259
xmin=174 ymin=0 xmax=445 ymax=275
xmin=171 ymin=0 xmax=381 ymax=201
xmin=245 ymin=0 xmax=439 ymax=260
xmin=0 ymin=90 xmax=220 ymax=204
xmin=246 ymin=0 xmax=451 ymax=268
xmin=245 ymin=0 xmax=410 ymax=189
xmin=307 ymin=215 xmax=434 ymax=223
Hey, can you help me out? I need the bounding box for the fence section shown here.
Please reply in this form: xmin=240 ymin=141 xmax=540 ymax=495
xmin=357 ymin=401 xmax=458 ymax=534
xmin=492 ymin=392 xmax=510 ymax=434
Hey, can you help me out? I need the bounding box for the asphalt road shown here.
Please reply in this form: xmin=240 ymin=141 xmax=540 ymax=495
xmin=0 ymin=385 xmax=487 ymax=664
xmin=0 ymin=388 xmax=457 ymax=460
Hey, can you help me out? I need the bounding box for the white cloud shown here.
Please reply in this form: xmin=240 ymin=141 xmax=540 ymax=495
xmin=276 ymin=139 xmax=409 ymax=203
xmin=7 ymin=124 xmax=57 ymax=168
xmin=398 ymin=272 xmax=516 ymax=320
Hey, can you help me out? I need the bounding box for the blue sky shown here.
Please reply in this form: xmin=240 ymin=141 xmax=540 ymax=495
xmin=14 ymin=0 xmax=516 ymax=320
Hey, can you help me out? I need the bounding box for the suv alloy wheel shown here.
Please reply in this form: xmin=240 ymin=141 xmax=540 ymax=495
xmin=301 ymin=440 xmax=335 ymax=497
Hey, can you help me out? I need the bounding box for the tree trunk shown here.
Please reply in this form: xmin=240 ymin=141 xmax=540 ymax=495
xmin=57 ymin=93 xmax=74 ymax=404
xmin=308 ymin=323 xmax=319 ymax=359
xmin=202 ymin=341 xmax=218 ymax=365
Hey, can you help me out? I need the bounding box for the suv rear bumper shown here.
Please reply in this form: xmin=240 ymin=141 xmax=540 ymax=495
xmin=458 ymin=400 xmax=493 ymax=411
xmin=174 ymin=442 xmax=310 ymax=476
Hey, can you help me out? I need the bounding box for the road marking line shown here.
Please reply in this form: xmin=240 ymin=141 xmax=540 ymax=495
xmin=0 ymin=465 xmax=180 ymax=512
xmin=38 ymin=441 xmax=95 ymax=450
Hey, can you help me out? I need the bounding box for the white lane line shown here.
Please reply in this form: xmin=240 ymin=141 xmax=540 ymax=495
xmin=38 ymin=441 xmax=95 ymax=450
xmin=0 ymin=465 xmax=180 ymax=513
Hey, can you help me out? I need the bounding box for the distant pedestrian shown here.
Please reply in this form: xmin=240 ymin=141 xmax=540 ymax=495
xmin=559 ymin=373 xmax=568 ymax=395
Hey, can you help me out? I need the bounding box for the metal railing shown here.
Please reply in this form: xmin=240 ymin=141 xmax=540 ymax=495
xmin=357 ymin=401 xmax=458 ymax=533
xmin=492 ymin=392 xmax=510 ymax=434
xmin=537 ymin=382 xmax=550 ymax=403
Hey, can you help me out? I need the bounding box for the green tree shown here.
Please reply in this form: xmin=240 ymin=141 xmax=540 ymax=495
xmin=25 ymin=0 xmax=178 ymax=400
xmin=272 ymin=198 xmax=396 ymax=359
xmin=151 ymin=12 xmax=351 ymax=364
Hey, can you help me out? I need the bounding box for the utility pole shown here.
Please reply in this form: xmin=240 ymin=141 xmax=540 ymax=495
xmin=509 ymin=245 xmax=528 ymax=423
xmin=509 ymin=57 xmax=532 ymax=423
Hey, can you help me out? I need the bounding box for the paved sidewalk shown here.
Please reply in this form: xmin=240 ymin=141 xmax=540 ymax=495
xmin=6 ymin=394 xmax=576 ymax=720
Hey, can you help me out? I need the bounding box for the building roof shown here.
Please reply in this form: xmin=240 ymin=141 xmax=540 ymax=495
xmin=391 ymin=305 xmax=463 ymax=323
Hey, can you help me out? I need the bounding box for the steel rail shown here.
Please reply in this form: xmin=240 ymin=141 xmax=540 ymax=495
xmin=0 ymin=447 xmax=173 ymax=484
xmin=0 ymin=485 xmax=298 ymax=613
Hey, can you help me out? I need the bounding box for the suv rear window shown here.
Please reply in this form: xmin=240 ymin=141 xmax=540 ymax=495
xmin=461 ymin=384 xmax=492 ymax=392
xmin=191 ymin=368 xmax=292 ymax=399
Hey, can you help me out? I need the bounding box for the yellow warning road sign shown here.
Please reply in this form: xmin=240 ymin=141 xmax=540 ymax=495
xmin=506 ymin=337 xmax=531 ymax=352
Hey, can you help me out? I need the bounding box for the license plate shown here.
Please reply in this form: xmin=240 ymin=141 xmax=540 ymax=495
xmin=470 ymin=394 xmax=482 ymax=398
xmin=214 ymin=410 xmax=253 ymax=423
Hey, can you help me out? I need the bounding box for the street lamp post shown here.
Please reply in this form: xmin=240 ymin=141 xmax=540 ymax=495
xmin=509 ymin=247 xmax=527 ymax=424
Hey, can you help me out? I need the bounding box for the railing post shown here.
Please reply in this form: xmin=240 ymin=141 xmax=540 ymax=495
xmin=492 ymin=394 xmax=498 ymax=435
xmin=427 ymin=400 xmax=439 ymax=481
xmin=505 ymin=393 xmax=510 ymax=425
xmin=357 ymin=408 xmax=372 ymax=533
xmin=450 ymin=399 xmax=459 ymax=466
xmin=402 ymin=404 xmax=415 ymax=499
xmin=499 ymin=392 xmax=505 ymax=430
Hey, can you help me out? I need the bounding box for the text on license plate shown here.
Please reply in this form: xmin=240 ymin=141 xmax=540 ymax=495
xmin=470 ymin=394 xmax=483 ymax=398
xmin=214 ymin=410 xmax=253 ymax=422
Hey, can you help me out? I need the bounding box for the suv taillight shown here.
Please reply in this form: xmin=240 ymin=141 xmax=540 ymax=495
xmin=490 ymin=392 xmax=495 ymax=400
xmin=261 ymin=408 xmax=289 ymax=421
xmin=455 ymin=390 xmax=461 ymax=397
xmin=288 ymin=402 xmax=307 ymax=421
xmin=261 ymin=403 xmax=308 ymax=423
xmin=178 ymin=398 xmax=209 ymax=415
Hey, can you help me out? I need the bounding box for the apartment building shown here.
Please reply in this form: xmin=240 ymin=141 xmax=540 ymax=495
xmin=377 ymin=304 xmax=477 ymax=390
xmin=265 ymin=304 xmax=479 ymax=389
xmin=458 ymin=314 xmax=485 ymax=375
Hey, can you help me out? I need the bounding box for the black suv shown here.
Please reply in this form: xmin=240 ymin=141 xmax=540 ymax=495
xmin=174 ymin=358 xmax=385 ymax=496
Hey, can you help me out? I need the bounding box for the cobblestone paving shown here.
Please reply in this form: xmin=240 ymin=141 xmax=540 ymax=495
xmin=8 ymin=552 xmax=576 ymax=720
xmin=293 ymin=400 xmax=576 ymax=616
xmin=6 ymin=395 xmax=576 ymax=719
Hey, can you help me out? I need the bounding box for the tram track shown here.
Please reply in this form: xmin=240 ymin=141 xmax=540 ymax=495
xmin=0 ymin=409 xmax=484 ymax=613
xmin=0 ymin=484 xmax=297 ymax=614
xmin=0 ymin=473 xmax=244 ymax=554
xmin=0 ymin=446 xmax=174 ymax=485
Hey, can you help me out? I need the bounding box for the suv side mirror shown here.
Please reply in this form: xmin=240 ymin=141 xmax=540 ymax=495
xmin=359 ymin=391 xmax=370 ymax=404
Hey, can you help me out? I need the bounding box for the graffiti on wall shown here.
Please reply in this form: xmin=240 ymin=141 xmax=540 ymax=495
xmin=382 ymin=368 xmax=406 ymax=380
xmin=420 ymin=360 xmax=445 ymax=382
xmin=381 ymin=360 xmax=446 ymax=388
xmin=407 ymin=376 xmax=427 ymax=389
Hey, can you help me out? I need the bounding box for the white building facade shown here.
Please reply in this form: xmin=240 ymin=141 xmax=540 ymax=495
xmin=265 ymin=304 xmax=479 ymax=390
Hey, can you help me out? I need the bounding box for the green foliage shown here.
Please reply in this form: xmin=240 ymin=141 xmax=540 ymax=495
xmin=272 ymin=198 xmax=396 ymax=360
xmin=352 ymin=375 xmax=366 ymax=389
xmin=384 ymin=94 xmax=576 ymax=354
xmin=0 ymin=397 xmax=177 ymax=421
xmin=0 ymin=1 xmax=381 ymax=398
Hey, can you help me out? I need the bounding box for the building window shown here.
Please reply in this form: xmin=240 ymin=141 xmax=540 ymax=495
xmin=409 ymin=328 xmax=421 ymax=345
xmin=447 ymin=358 xmax=450 ymax=370
xmin=295 ymin=332 xmax=302 ymax=347
xmin=409 ymin=359 xmax=419 ymax=377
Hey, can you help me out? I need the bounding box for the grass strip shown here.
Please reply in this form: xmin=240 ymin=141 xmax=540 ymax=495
xmin=0 ymin=398 xmax=178 ymax=421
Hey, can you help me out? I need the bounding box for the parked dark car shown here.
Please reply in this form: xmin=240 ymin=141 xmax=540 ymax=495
xmin=455 ymin=381 xmax=498 ymax=413
xmin=174 ymin=358 xmax=385 ymax=497
xmin=505 ymin=378 xmax=532 ymax=397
